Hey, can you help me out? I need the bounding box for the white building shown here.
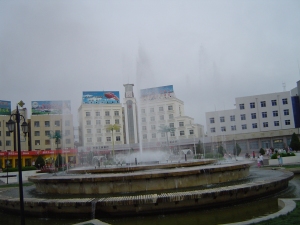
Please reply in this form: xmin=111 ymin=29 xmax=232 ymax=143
xmin=205 ymin=81 xmax=300 ymax=151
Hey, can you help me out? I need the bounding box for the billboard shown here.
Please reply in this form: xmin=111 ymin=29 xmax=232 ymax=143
xmin=140 ymin=85 xmax=174 ymax=101
xmin=0 ymin=100 xmax=11 ymax=115
xmin=31 ymin=101 xmax=71 ymax=115
xmin=82 ymin=91 xmax=120 ymax=104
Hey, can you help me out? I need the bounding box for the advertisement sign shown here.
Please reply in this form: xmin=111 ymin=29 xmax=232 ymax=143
xmin=31 ymin=101 xmax=71 ymax=115
xmin=82 ymin=91 xmax=120 ymax=104
xmin=140 ymin=85 xmax=174 ymax=101
xmin=0 ymin=100 xmax=11 ymax=115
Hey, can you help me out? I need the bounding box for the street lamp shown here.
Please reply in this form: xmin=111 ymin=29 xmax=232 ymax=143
xmin=6 ymin=101 xmax=28 ymax=225
xmin=192 ymin=125 xmax=196 ymax=157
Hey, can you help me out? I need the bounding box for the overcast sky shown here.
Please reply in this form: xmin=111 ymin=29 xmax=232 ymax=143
xmin=1 ymin=0 xmax=300 ymax=129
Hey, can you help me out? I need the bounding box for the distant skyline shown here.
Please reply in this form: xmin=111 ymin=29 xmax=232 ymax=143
xmin=1 ymin=0 xmax=300 ymax=129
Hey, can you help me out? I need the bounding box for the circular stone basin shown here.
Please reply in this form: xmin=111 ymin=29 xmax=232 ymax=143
xmin=28 ymin=160 xmax=252 ymax=195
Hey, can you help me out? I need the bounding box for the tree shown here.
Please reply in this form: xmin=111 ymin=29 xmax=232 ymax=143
xmin=233 ymin=143 xmax=242 ymax=156
xmin=290 ymin=133 xmax=300 ymax=151
xmin=35 ymin=155 xmax=45 ymax=169
xmin=55 ymin=154 xmax=65 ymax=169
xmin=217 ymin=145 xmax=225 ymax=156
xmin=107 ymin=124 xmax=121 ymax=159
xmin=196 ymin=140 xmax=205 ymax=155
xmin=259 ymin=148 xmax=265 ymax=155
xmin=158 ymin=125 xmax=176 ymax=153
xmin=48 ymin=131 xmax=62 ymax=149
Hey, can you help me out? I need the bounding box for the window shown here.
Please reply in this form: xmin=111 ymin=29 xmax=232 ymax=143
xmin=34 ymin=121 xmax=40 ymax=127
xmin=271 ymin=100 xmax=277 ymax=106
xmin=152 ymin=133 xmax=156 ymax=138
xmin=151 ymin=125 xmax=156 ymax=130
xmin=282 ymin=98 xmax=288 ymax=105
xmin=6 ymin=140 xmax=11 ymax=146
xmin=161 ymin=133 xmax=165 ymax=137
xmin=86 ymin=112 xmax=91 ymax=117
xmin=285 ymin=120 xmax=290 ymax=125
xmin=143 ymin=134 xmax=147 ymax=139
xmin=86 ymin=120 xmax=91 ymax=125
xmin=169 ymin=114 xmax=174 ymax=119
xmin=180 ymin=131 xmax=185 ymax=136
xmin=54 ymin=121 xmax=60 ymax=126
xmin=273 ymin=111 xmax=278 ymax=117
xmin=96 ymin=111 xmax=100 ymax=117
xmin=96 ymin=120 xmax=101 ymax=125
xmin=34 ymin=131 xmax=40 ymax=136
xmin=106 ymin=129 xmax=110 ymax=133
xmin=160 ymin=115 xmax=164 ymax=120
xmin=274 ymin=121 xmax=279 ymax=126
xmin=35 ymin=140 xmax=40 ymax=145
xmin=105 ymin=111 xmax=110 ymax=116
xmin=262 ymin=112 xmax=267 ymax=118
xmin=170 ymin=131 xmax=175 ymax=136
xmin=189 ymin=130 xmax=194 ymax=135
xmin=210 ymin=118 xmax=215 ymax=124
xmin=210 ymin=127 xmax=215 ymax=133
xmin=261 ymin=101 xmax=266 ymax=107
xmin=114 ymin=111 xmax=119 ymax=116
xmin=252 ymin=123 xmax=257 ymax=128
xmin=105 ymin=120 xmax=110 ymax=125
xmin=151 ymin=116 xmax=155 ymax=122
xmin=168 ymin=105 xmax=173 ymax=110
xmin=116 ymin=136 xmax=121 ymax=141
xmin=142 ymin=118 xmax=146 ymax=122
xmin=65 ymin=120 xmax=70 ymax=126
xmin=239 ymin=104 xmax=245 ymax=110
xmin=230 ymin=115 xmax=235 ymax=121
xmin=66 ymin=139 xmax=70 ymax=144
xmin=159 ymin=106 xmax=164 ymax=111
xmin=221 ymin=126 xmax=226 ymax=132
xmin=251 ymin=113 xmax=256 ymax=119
xmin=263 ymin=122 xmax=268 ymax=127
xmin=170 ymin=123 xmax=174 ymax=128
xmin=141 ymin=109 xmax=145 ymax=113
xmin=241 ymin=114 xmax=246 ymax=120
xmin=87 ymin=129 xmax=91 ymax=134
xmin=45 ymin=121 xmax=50 ymax=127
xmin=0 ymin=140 xmax=1 ymax=146
xmin=284 ymin=109 xmax=289 ymax=116
xmin=179 ymin=122 xmax=184 ymax=127
xmin=150 ymin=108 xmax=154 ymax=113
xmin=115 ymin=119 xmax=119 ymax=124
xmin=106 ymin=137 xmax=111 ymax=142
xmin=87 ymin=137 xmax=92 ymax=143
xmin=242 ymin=124 xmax=247 ymax=130
xmin=6 ymin=131 xmax=10 ymax=136
xmin=142 ymin=126 xmax=147 ymax=131
xmin=220 ymin=117 xmax=225 ymax=122
xmin=96 ymin=129 xmax=101 ymax=133
xmin=231 ymin=125 xmax=236 ymax=131
xmin=45 ymin=131 xmax=50 ymax=136
xmin=0 ymin=131 xmax=1 ymax=136
xmin=45 ymin=140 xmax=50 ymax=145
xmin=250 ymin=102 xmax=255 ymax=108
xmin=97 ymin=137 xmax=102 ymax=142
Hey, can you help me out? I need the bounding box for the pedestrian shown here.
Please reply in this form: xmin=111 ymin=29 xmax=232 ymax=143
xmin=277 ymin=152 xmax=283 ymax=167
xmin=257 ymin=157 xmax=261 ymax=168
xmin=253 ymin=151 xmax=255 ymax=159
xmin=259 ymin=154 xmax=264 ymax=167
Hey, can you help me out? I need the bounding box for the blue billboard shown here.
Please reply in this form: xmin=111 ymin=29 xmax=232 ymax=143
xmin=0 ymin=100 xmax=11 ymax=115
xmin=31 ymin=101 xmax=71 ymax=115
xmin=140 ymin=85 xmax=174 ymax=101
xmin=82 ymin=91 xmax=120 ymax=104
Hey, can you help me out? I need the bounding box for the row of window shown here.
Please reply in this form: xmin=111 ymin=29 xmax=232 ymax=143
xmin=86 ymin=136 xmax=121 ymax=143
xmin=211 ymin=120 xmax=291 ymax=132
xmin=33 ymin=130 xmax=71 ymax=136
xmin=85 ymin=111 xmax=120 ymax=117
xmin=141 ymin=105 xmax=173 ymax=113
xmin=210 ymin=109 xmax=290 ymax=123
xmin=239 ymin=98 xmax=288 ymax=110
xmin=86 ymin=128 xmax=120 ymax=134
xmin=86 ymin=119 xmax=120 ymax=125
xmin=142 ymin=114 xmax=174 ymax=122
xmin=33 ymin=120 xmax=71 ymax=127
xmin=33 ymin=139 xmax=71 ymax=145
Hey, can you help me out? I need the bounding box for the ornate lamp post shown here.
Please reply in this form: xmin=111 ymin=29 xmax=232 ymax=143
xmin=6 ymin=101 xmax=28 ymax=225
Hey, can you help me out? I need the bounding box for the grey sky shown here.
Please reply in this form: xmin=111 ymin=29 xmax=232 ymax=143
xmin=1 ymin=0 xmax=300 ymax=129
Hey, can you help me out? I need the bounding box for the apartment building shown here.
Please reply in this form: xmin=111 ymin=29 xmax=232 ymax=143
xmin=205 ymin=81 xmax=300 ymax=152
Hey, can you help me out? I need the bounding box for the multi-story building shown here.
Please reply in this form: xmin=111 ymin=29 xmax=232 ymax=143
xmin=78 ymin=91 xmax=124 ymax=152
xmin=205 ymin=81 xmax=300 ymax=152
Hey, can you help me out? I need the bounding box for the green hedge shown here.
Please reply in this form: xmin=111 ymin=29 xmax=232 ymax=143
xmin=271 ymin=152 xmax=296 ymax=159
xmin=2 ymin=166 xmax=37 ymax=172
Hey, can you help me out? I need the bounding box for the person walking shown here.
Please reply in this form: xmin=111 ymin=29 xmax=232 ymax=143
xmin=259 ymin=154 xmax=264 ymax=167
xmin=257 ymin=157 xmax=261 ymax=168
xmin=277 ymin=152 xmax=283 ymax=167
